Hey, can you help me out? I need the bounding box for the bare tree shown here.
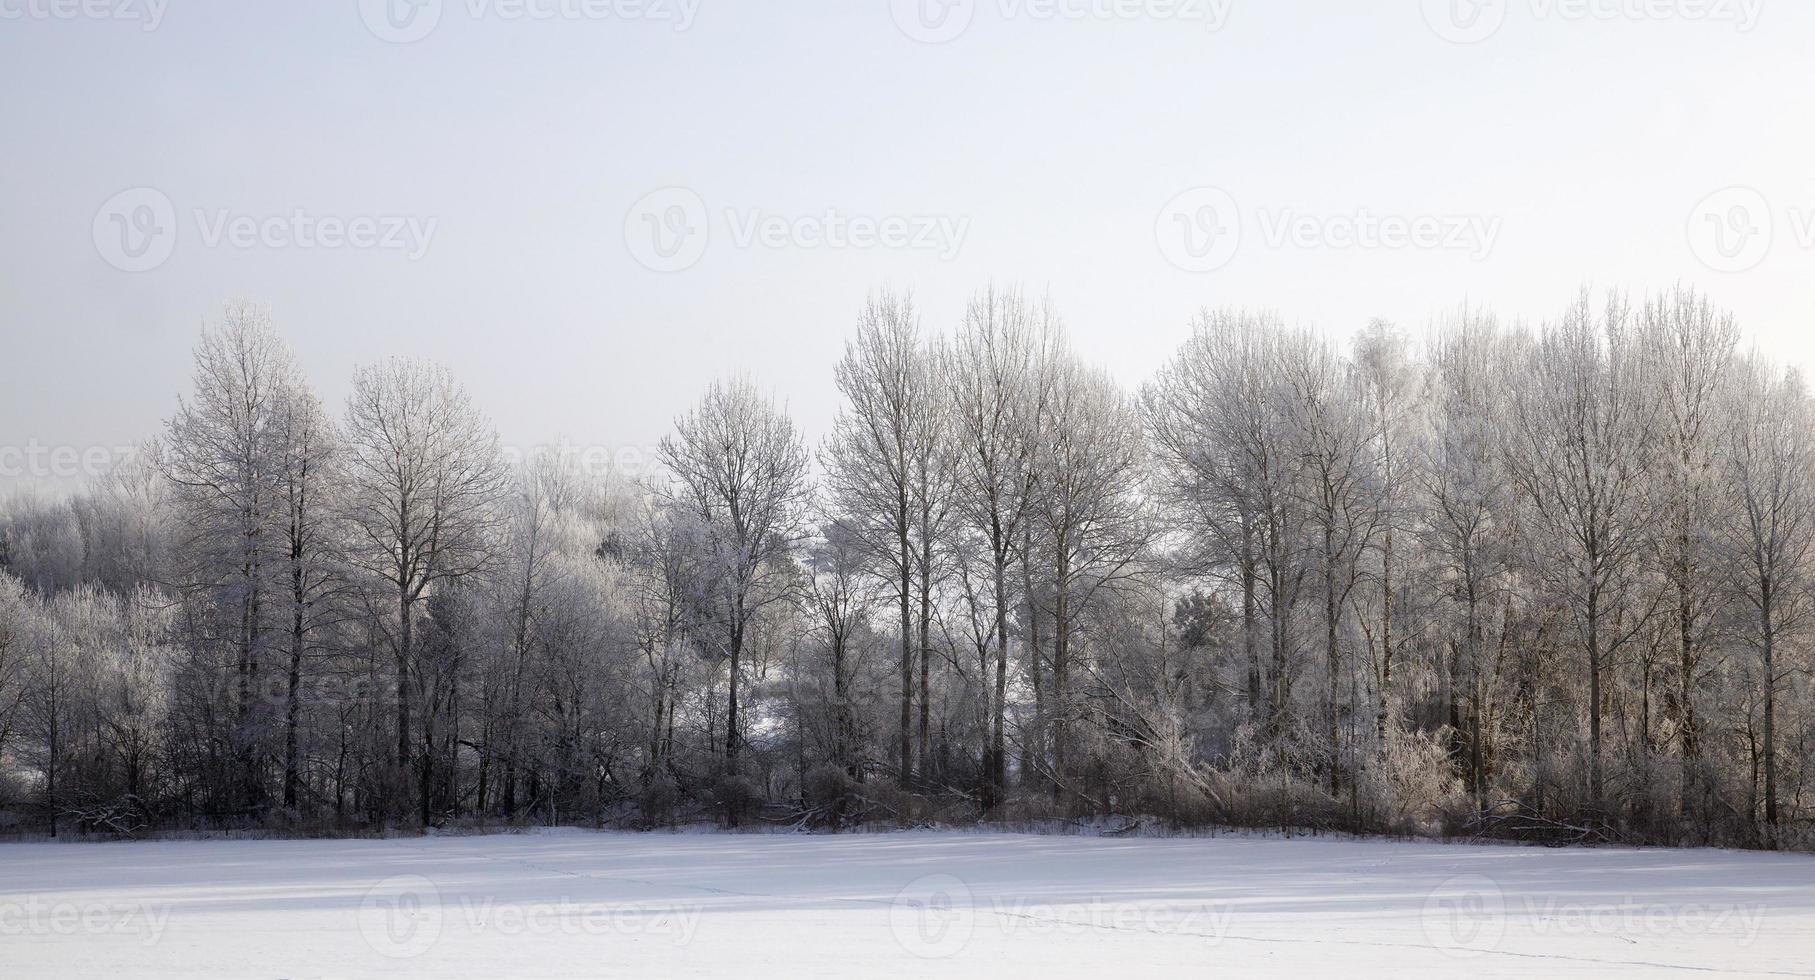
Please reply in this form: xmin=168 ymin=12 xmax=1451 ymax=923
xmin=1642 ymin=288 xmax=1738 ymax=822
xmin=483 ymin=448 xmax=585 ymax=817
xmin=340 ymin=357 xmax=509 ymax=825
xmin=1720 ymin=355 xmax=1815 ymax=839
xmin=1416 ymin=312 xmax=1514 ymax=803
xmin=947 ymin=287 xmax=1054 ymax=805
xmin=1504 ymin=291 xmax=1658 ymax=813
xmin=1350 ymin=319 xmax=1421 ymax=772
xmin=163 ymin=301 xmax=300 ymax=810
xmin=1036 ymin=354 xmax=1150 ymax=796
xmin=656 ymin=376 xmax=810 ymax=815
xmin=1145 ymin=311 xmax=1308 ymax=732
xmin=799 ymin=520 xmax=881 ymax=789
xmin=912 ymin=336 xmax=959 ymax=781
xmin=272 ymin=377 xmax=340 ymax=812
xmin=822 ymin=290 xmax=936 ymax=787
xmin=621 ymin=496 xmax=701 ymax=802
xmin=1279 ymin=328 xmax=1377 ymax=794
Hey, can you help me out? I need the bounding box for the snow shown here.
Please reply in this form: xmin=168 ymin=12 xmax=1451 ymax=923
xmin=1 ymin=829 xmax=1810 ymax=978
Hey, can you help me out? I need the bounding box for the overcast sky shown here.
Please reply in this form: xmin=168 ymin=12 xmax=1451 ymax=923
xmin=3 ymin=0 xmax=1810 ymax=490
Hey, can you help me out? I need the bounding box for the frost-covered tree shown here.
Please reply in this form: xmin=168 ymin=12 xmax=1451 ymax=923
xmin=822 ymin=290 xmax=942 ymax=787
xmin=656 ymin=376 xmax=810 ymax=810
xmin=947 ymin=287 xmax=1055 ymax=806
xmin=340 ymin=357 xmax=509 ymax=824
xmin=1503 ymin=292 xmax=1658 ymax=813
xmin=163 ymin=302 xmax=305 ymax=809
xmin=1720 ymin=356 xmax=1815 ymax=838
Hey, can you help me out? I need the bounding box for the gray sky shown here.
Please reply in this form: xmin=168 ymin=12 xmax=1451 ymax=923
xmin=3 ymin=0 xmax=1810 ymax=490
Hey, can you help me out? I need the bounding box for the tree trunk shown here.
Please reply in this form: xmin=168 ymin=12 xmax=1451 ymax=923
xmin=396 ymin=589 xmax=415 ymax=824
xmin=1021 ymin=539 xmax=1045 ymax=791
xmin=899 ymin=518 xmax=914 ymax=788
xmin=1324 ymin=523 xmax=1339 ymax=795
xmin=1678 ymin=574 xmax=1699 ymax=823
xmin=989 ymin=546 xmax=1011 ymax=808
xmin=1241 ymin=518 xmax=1261 ymax=725
xmin=284 ymin=589 xmax=303 ymax=811
xmin=918 ymin=536 xmax=933 ymax=782
xmin=1051 ymin=545 xmax=1070 ymax=802
xmin=1761 ymin=573 xmax=1777 ymax=834
xmin=1587 ymin=576 xmax=1604 ymax=814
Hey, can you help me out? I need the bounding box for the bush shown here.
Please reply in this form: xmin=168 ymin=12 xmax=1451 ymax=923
xmin=639 ymin=773 xmax=680 ymax=829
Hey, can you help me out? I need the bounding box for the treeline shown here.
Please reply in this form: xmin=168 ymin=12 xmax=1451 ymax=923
xmin=0 ymin=286 xmax=1811 ymax=849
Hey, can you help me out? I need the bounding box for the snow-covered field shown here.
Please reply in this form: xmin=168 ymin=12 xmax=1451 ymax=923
xmin=1 ymin=829 xmax=1810 ymax=978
